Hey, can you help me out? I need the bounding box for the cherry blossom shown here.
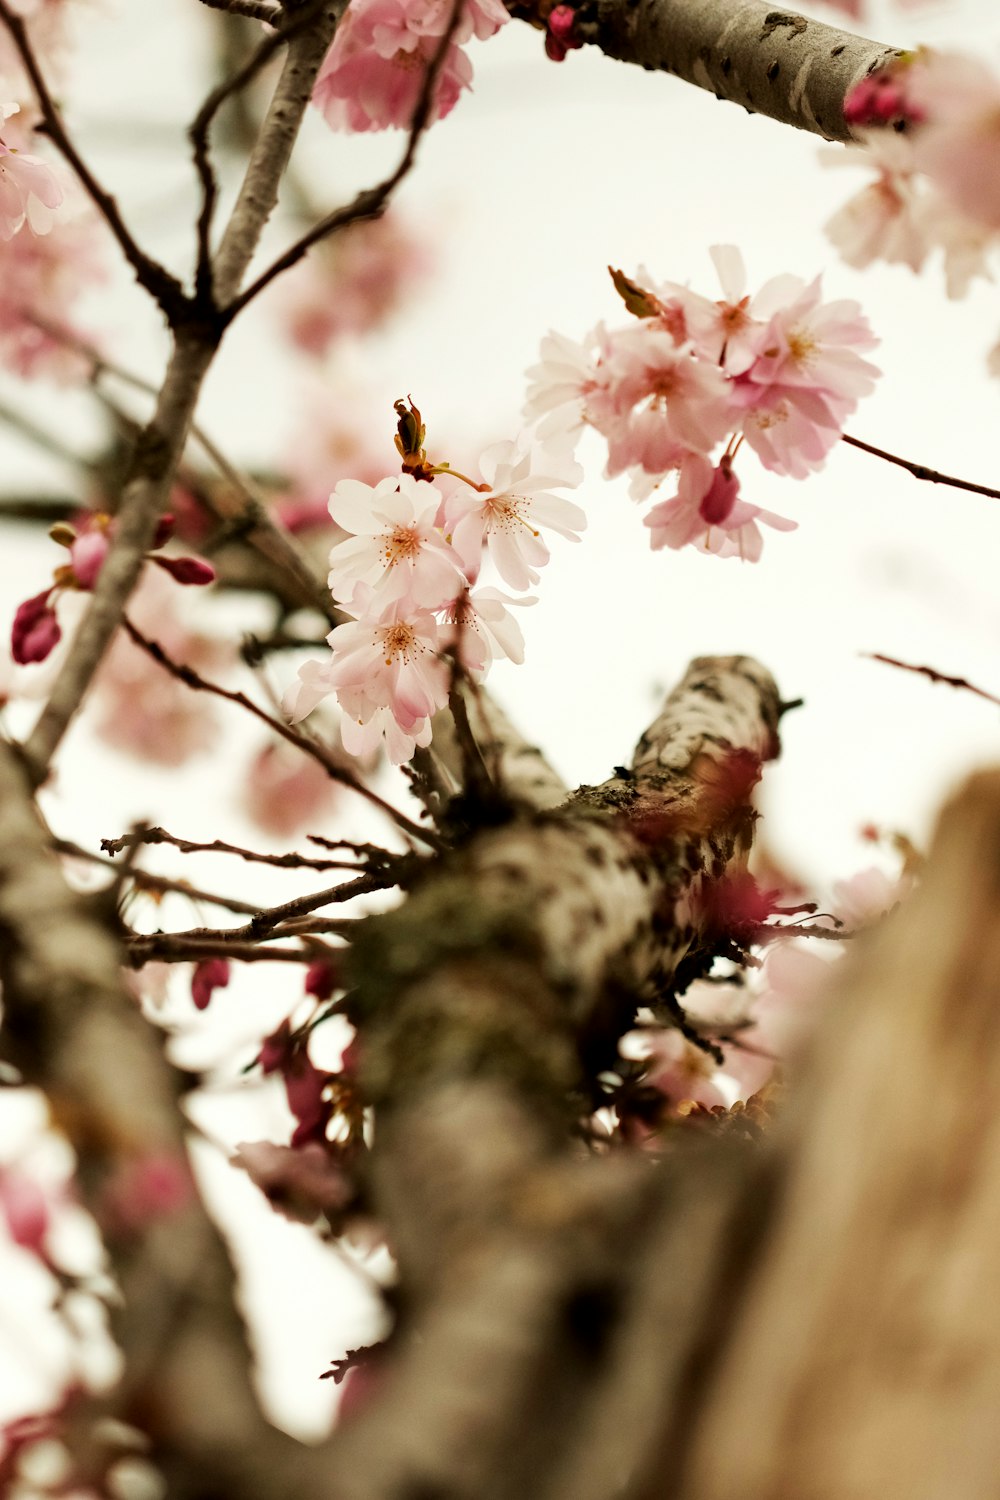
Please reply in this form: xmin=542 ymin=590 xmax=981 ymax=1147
xmin=311 ymin=0 xmax=508 ymax=136
xmin=232 ymin=1141 xmax=354 ymax=1224
xmin=643 ymin=453 xmax=795 ymax=563
xmin=597 ymin=324 xmax=734 ymax=477
xmin=437 ymin=585 xmax=533 ymax=672
xmin=730 ymin=275 xmax=879 ymax=476
xmin=906 ymin=51 xmax=1000 ymax=230
xmin=0 ymin=103 xmax=62 ymax=240
xmin=271 ymin=213 xmax=432 ymax=354
xmin=240 ymin=739 xmax=341 ymax=840
xmin=328 ymin=472 xmax=466 ymax=609
xmin=445 ymin=440 xmax=585 ymax=591
xmin=823 ymin=132 xmax=931 ymax=275
xmin=523 ymin=325 xmax=611 ymax=443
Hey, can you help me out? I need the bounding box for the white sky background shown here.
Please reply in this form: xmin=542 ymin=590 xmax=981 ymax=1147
xmin=2 ymin=0 xmax=1000 ymax=1456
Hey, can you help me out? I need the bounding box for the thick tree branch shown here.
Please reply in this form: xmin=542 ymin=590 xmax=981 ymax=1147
xmin=677 ymin=768 xmax=1000 ymax=1500
xmin=563 ymin=0 xmax=900 ymax=144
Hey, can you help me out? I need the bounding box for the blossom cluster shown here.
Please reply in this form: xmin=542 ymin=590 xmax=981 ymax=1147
xmin=312 ymin=0 xmax=508 ymax=134
xmin=828 ymin=51 xmax=1000 ymax=320
xmin=524 ymin=248 xmax=880 ymax=561
xmin=287 ymin=402 xmax=585 ymax=765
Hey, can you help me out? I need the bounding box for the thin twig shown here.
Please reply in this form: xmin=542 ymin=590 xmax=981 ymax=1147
xmin=0 ymin=1 xmax=187 ymax=318
xmin=127 ymin=937 xmax=329 ymax=965
xmin=842 ymin=433 xmax=1000 ymax=503
xmin=53 ymin=838 xmax=263 ymax=915
xmin=122 ymin=617 xmax=443 ymax=849
xmin=101 ymin=825 xmax=369 ymax=873
xmin=223 ymin=0 xmax=467 ymax=320
xmin=864 ymin=652 xmax=1000 ymax=711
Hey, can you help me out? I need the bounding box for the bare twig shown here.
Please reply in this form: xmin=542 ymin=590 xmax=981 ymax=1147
xmin=223 ymin=0 xmax=466 ymax=320
xmin=842 ymin=432 xmax=1000 ymax=503
xmin=127 ymin=936 xmax=330 ymax=964
xmin=101 ymin=824 xmax=370 ymax=872
xmin=122 ymin=617 xmax=443 ymax=849
xmin=0 ymin=1 xmax=187 ymax=317
xmin=864 ymin=651 xmax=1000 ymax=711
xmin=54 ymin=837 xmax=263 ymax=915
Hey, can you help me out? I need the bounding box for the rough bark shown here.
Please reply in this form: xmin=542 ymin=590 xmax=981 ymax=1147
xmin=557 ymin=0 xmax=901 ymax=143
xmin=676 ymin=767 xmax=1000 ymax=1500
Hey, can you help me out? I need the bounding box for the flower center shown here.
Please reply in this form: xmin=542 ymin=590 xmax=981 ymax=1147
xmin=381 ymin=622 xmax=419 ymax=665
xmin=484 ymin=493 xmax=539 ymax=537
xmin=381 ymin=525 xmax=421 ymax=568
xmin=786 ymin=326 xmax=817 ymax=367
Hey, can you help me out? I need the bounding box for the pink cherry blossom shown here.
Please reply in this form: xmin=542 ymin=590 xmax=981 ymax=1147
xmin=731 ymin=275 xmax=879 ymax=477
xmin=240 ymin=739 xmax=340 ymax=840
xmin=437 ymin=585 xmax=533 ymax=672
xmin=523 ymin=325 xmax=611 ymax=444
xmin=0 ymin=104 xmax=62 ymax=240
xmin=0 ymin=1169 xmax=50 ymax=1256
xmin=597 ymin=324 xmax=734 ymax=477
xmin=823 ymin=132 xmax=931 ymax=275
xmin=329 ymin=597 xmax=450 ymax=724
xmin=643 ymin=452 xmax=795 ymax=562
xmin=0 ymin=211 xmax=105 ymax=380
xmin=445 ymin=440 xmax=585 ymax=591
xmin=907 ymin=51 xmax=1000 ymax=230
xmin=831 ymin=865 xmax=912 ymax=927
xmin=68 ymin=527 xmax=109 ymax=589
xmin=92 ymin=569 xmax=228 ymax=765
xmin=327 ymin=472 xmax=465 ymax=609
xmin=312 ymin=0 xmax=477 ymax=136
xmin=271 ymin=212 xmax=432 ymax=354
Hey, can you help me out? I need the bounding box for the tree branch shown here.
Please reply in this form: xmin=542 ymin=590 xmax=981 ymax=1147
xmin=842 ymin=431 xmax=1000 ymax=503
xmin=223 ymin=0 xmax=465 ymax=320
xmin=563 ymin=0 xmax=899 ymax=144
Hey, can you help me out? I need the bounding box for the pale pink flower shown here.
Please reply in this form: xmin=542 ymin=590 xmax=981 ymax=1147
xmin=647 ymin=246 xmax=760 ymax=372
xmin=523 ymin=325 xmax=611 ymax=443
xmin=241 ymin=739 xmax=340 ymax=840
xmin=831 ymin=865 xmax=911 ymax=927
xmin=312 ymin=0 xmax=475 ymax=135
xmin=0 ymin=103 xmax=62 ymax=239
xmin=271 ymin=211 xmax=432 ymax=353
xmin=823 ymin=132 xmax=931 ymax=274
xmin=282 ymin=376 xmax=391 ymax=498
xmin=284 ymin=656 xmax=339 ymax=723
xmin=907 ymin=51 xmax=1000 ymax=230
xmin=643 ymin=453 xmax=795 ymax=562
xmin=732 ymin=275 xmax=879 ymax=476
xmin=328 ymin=472 xmax=465 ymax=609
xmin=621 ymin=1025 xmax=731 ymax=1113
xmin=437 ymin=586 xmax=533 ymax=672
xmin=0 ymin=210 xmax=105 ymax=380
xmin=330 ymin=595 xmax=449 ymax=722
xmin=92 ymin=570 xmax=227 ymax=765
xmin=445 ymin=441 xmax=585 ymax=591
xmin=597 ymin=324 xmax=734 ymax=477
xmin=0 ymin=1169 xmax=50 ymax=1256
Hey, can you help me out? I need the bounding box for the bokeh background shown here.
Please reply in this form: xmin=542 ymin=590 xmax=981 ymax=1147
xmin=1 ymin=0 xmax=999 ymax=1450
